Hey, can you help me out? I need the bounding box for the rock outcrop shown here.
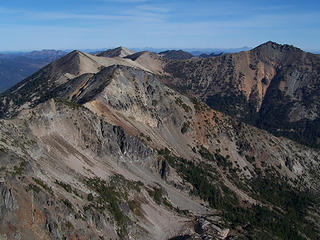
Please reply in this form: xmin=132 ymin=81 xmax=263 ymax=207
xmin=0 ymin=41 xmax=319 ymax=239
xmin=0 ymin=185 xmax=18 ymax=217
xmin=163 ymin=41 xmax=320 ymax=147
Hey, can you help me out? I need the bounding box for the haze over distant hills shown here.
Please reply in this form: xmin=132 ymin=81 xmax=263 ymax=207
xmin=0 ymin=41 xmax=320 ymax=239
xmin=2 ymin=45 xmax=320 ymax=93
xmin=1 ymin=41 xmax=320 ymax=239
xmin=0 ymin=50 xmax=67 ymax=92
xmin=0 ymin=47 xmax=223 ymax=92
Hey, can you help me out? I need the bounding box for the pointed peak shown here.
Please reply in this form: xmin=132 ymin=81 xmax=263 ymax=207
xmin=159 ymin=49 xmax=193 ymax=60
xmin=253 ymin=41 xmax=302 ymax=53
xmin=116 ymin=46 xmax=130 ymax=51
xmin=97 ymin=46 xmax=135 ymax=58
xmin=52 ymin=50 xmax=100 ymax=76
xmin=55 ymin=50 xmax=89 ymax=66
xmin=68 ymin=49 xmax=86 ymax=56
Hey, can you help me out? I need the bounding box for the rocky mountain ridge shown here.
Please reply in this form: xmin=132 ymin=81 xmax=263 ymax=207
xmin=159 ymin=50 xmax=194 ymax=60
xmin=0 ymin=43 xmax=320 ymax=239
xmin=163 ymin=41 xmax=320 ymax=148
xmin=96 ymin=47 xmax=135 ymax=58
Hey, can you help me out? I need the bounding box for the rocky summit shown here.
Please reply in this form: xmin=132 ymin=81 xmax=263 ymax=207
xmin=0 ymin=43 xmax=320 ymax=240
xmin=164 ymin=41 xmax=320 ymax=148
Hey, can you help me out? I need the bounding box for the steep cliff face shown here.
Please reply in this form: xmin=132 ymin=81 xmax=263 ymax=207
xmin=163 ymin=41 xmax=320 ymax=147
xmin=0 ymin=184 xmax=18 ymax=217
xmin=0 ymin=43 xmax=320 ymax=239
xmin=0 ymin=51 xmax=154 ymax=118
xmin=0 ymin=100 xmax=207 ymax=240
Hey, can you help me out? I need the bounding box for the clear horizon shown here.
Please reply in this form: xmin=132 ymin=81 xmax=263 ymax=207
xmin=1 ymin=0 xmax=319 ymax=51
xmin=1 ymin=44 xmax=320 ymax=54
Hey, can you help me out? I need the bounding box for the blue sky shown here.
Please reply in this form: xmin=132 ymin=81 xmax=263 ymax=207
xmin=0 ymin=0 xmax=319 ymax=51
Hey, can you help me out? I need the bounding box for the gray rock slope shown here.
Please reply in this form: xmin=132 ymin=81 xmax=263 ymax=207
xmin=0 ymin=47 xmax=319 ymax=239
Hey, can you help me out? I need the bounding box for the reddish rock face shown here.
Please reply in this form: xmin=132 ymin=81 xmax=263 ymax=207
xmin=0 ymin=42 xmax=319 ymax=239
xmin=163 ymin=42 xmax=320 ymax=147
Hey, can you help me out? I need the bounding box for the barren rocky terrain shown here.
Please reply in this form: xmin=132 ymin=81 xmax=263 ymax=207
xmin=163 ymin=41 xmax=320 ymax=148
xmin=0 ymin=44 xmax=320 ymax=239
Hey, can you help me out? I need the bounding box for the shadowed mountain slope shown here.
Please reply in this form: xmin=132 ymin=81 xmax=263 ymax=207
xmin=163 ymin=41 xmax=320 ymax=147
xmin=159 ymin=50 xmax=194 ymax=60
xmin=0 ymin=43 xmax=320 ymax=239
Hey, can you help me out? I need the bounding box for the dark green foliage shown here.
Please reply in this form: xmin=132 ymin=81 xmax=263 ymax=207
xmin=62 ymin=199 xmax=74 ymax=211
xmin=245 ymin=155 xmax=255 ymax=163
xmin=152 ymin=100 xmax=158 ymax=106
xmin=32 ymin=177 xmax=54 ymax=195
xmin=250 ymin=177 xmax=312 ymax=211
xmin=53 ymin=222 xmax=58 ymax=229
xmin=249 ymin=64 xmax=257 ymax=70
xmin=181 ymin=122 xmax=190 ymax=134
xmin=128 ymin=200 xmax=137 ymax=212
xmin=84 ymin=177 xmax=129 ymax=237
xmin=158 ymin=148 xmax=171 ymax=156
xmin=206 ymin=93 xmax=261 ymax=126
xmin=239 ymin=72 xmax=245 ymax=79
xmin=139 ymin=133 xmax=152 ymax=142
xmin=168 ymin=235 xmax=191 ymax=240
xmin=65 ymin=221 xmax=73 ymax=229
xmin=83 ymin=204 xmax=93 ymax=212
xmin=55 ymin=98 xmax=83 ymax=110
xmin=198 ymin=146 xmax=214 ymax=161
xmin=224 ymin=203 xmax=317 ymax=240
xmin=84 ymin=174 xmax=143 ymax=236
xmin=128 ymin=199 xmax=143 ymax=216
xmin=261 ymin=77 xmax=268 ymax=84
xmin=162 ymin=197 xmax=174 ymax=210
xmin=159 ymin=148 xmax=235 ymax=210
xmin=109 ymin=174 xmax=144 ymax=193
xmin=12 ymin=160 xmax=26 ymax=176
xmin=158 ymin=148 xmax=318 ymax=239
xmin=55 ymin=180 xmax=72 ymax=193
xmin=164 ymin=61 xmax=188 ymax=80
xmin=26 ymin=184 xmax=41 ymax=193
xmin=258 ymin=103 xmax=320 ymax=148
xmin=148 ymin=187 xmax=163 ymax=205
xmin=198 ymin=146 xmax=231 ymax=168
xmin=181 ymin=103 xmax=191 ymax=113
xmin=87 ymin=193 xmax=94 ymax=201
xmin=191 ymin=98 xmax=202 ymax=112
xmin=175 ymin=97 xmax=192 ymax=113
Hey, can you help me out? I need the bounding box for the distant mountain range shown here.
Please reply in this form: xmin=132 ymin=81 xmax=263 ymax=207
xmin=2 ymin=42 xmax=320 ymax=149
xmin=0 ymin=47 xmax=253 ymax=93
xmin=2 ymin=45 xmax=319 ymax=93
xmin=0 ymin=50 xmax=67 ymax=92
xmin=159 ymin=50 xmax=194 ymax=60
xmin=0 ymin=42 xmax=319 ymax=239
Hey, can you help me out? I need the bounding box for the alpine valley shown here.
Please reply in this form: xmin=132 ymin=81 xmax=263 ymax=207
xmin=0 ymin=42 xmax=319 ymax=240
